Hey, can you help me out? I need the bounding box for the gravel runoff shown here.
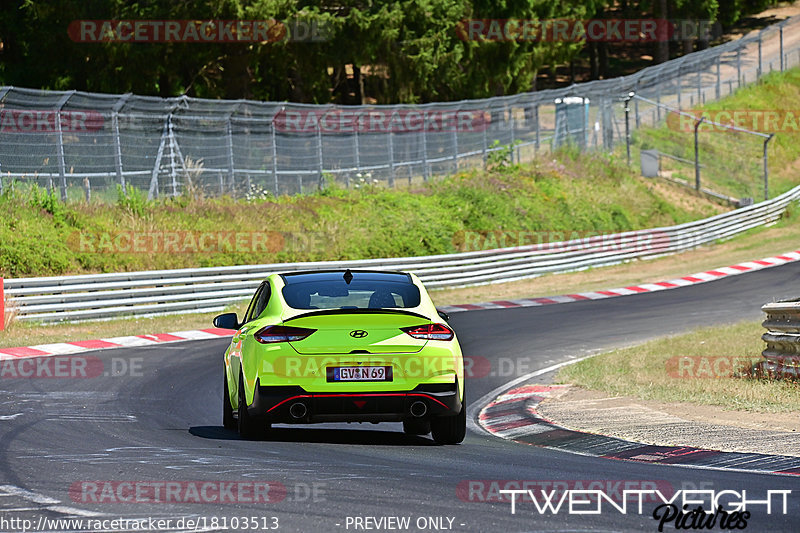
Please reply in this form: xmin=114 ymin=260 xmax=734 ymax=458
xmin=536 ymin=386 xmax=800 ymax=458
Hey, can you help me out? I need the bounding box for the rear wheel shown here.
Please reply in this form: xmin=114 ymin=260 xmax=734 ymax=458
xmin=430 ymin=402 xmax=466 ymax=445
xmin=238 ymin=372 xmax=269 ymax=439
xmin=402 ymin=419 xmax=431 ymax=435
xmin=222 ymin=369 xmax=236 ymax=430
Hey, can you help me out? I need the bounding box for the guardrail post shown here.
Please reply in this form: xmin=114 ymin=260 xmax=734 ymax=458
xmin=112 ymin=112 xmax=125 ymax=192
xmin=696 ymin=69 xmax=702 ymax=104
xmin=534 ymin=104 xmax=540 ymax=153
xmin=451 ymin=109 xmax=459 ymax=172
xmin=508 ymin=106 xmax=516 ymax=162
xmin=55 ymin=91 xmax=75 ymax=202
xmin=656 ymin=83 xmax=662 ymax=121
xmin=694 ymin=116 xmax=705 ymax=191
xmin=0 ymin=277 xmax=4 ymax=332
xmin=780 ymin=25 xmax=785 ymax=71
xmin=422 ymin=115 xmax=429 ymax=181
xmin=624 ymin=92 xmax=633 ymax=166
xmin=389 ymin=110 xmax=396 ymax=187
xmin=736 ymin=45 xmax=742 ymax=87
xmin=764 ymin=133 xmax=774 ymax=201
xmin=226 ymin=118 xmax=235 ymax=195
xmin=715 ymin=56 xmax=720 ymax=100
xmin=168 ymin=117 xmax=178 ymax=197
xmin=351 ymin=113 xmax=361 ymax=188
xmin=316 ymin=118 xmax=324 ymax=190
xmin=758 ymin=34 xmax=763 ymax=77
xmin=147 ymin=117 xmax=170 ymax=200
xmin=112 ymin=93 xmax=131 ymax=193
xmin=270 ymin=115 xmax=279 ymax=196
xmin=481 ymin=112 xmax=488 ymax=169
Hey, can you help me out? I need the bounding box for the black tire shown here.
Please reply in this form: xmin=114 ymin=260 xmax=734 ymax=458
xmin=430 ymin=402 xmax=466 ymax=445
xmin=238 ymin=372 xmax=269 ymax=439
xmin=402 ymin=419 xmax=431 ymax=435
xmin=223 ymin=370 xmax=236 ymax=430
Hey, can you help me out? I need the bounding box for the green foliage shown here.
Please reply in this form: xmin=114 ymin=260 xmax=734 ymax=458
xmin=0 ymin=1 xmax=786 ymax=102
xmin=486 ymin=140 xmax=521 ymax=170
xmin=0 ymin=150 xmax=723 ymax=278
xmin=116 ymin=185 xmax=149 ymax=218
xmin=28 ymin=185 xmax=66 ymax=224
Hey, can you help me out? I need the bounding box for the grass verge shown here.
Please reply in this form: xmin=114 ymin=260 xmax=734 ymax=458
xmin=2 ymin=213 xmax=798 ymax=349
xmin=555 ymin=321 xmax=800 ymax=413
xmin=0 ymin=149 xmax=724 ymax=278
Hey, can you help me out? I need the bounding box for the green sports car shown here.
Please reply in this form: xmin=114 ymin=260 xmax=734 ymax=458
xmin=214 ymin=270 xmax=466 ymax=444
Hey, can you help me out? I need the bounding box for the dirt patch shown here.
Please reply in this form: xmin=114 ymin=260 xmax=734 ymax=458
xmin=645 ymin=179 xmax=728 ymax=213
xmin=538 ymin=385 xmax=800 ymax=457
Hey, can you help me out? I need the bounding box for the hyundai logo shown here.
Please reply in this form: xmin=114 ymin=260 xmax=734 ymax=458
xmin=349 ymin=330 xmax=368 ymax=338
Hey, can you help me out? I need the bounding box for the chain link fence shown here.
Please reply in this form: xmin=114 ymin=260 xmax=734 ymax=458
xmin=0 ymin=16 xmax=798 ymax=202
xmin=630 ymin=94 xmax=775 ymax=204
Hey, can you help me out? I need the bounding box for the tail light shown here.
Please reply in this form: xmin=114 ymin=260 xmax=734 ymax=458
xmin=401 ymin=323 xmax=454 ymax=341
xmin=255 ymin=325 xmax=317 ymax=344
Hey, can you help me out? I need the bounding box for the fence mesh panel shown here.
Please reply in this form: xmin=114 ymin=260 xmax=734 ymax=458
xmin=0 ymin=17 xmax=798 ymax=201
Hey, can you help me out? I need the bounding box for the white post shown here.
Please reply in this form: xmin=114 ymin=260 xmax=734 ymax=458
xmin=271 ymin=116 xmax=279 ymax=196
xmin=388 ymin=111 xmax=396 ymax=187
xmin=226 ymin=118 xmax=235 ymax=195
xmin=147 ymin=117 xmax=170 ymax=200
xmin=112 ymin=93 xmax=130 ymax=193
xmin=55 ymin=91 xmax=75 ymax=202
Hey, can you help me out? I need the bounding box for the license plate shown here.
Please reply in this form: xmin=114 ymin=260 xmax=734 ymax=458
xmin=327 ymin=366 xmax=392 ymax=382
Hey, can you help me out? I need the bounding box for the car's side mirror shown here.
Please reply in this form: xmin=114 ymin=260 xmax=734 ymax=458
xmin=213 ymin=312 xmax=240 ymax=330
xmin=437 ymin=309 xmax=450 ymax=323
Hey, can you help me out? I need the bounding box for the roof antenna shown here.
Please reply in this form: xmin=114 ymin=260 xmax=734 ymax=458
xmin=343 ymin=269 xmax=353 ymax=285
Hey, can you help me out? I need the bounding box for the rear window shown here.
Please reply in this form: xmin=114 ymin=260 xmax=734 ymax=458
xmin=281 ymin=271 xmax=421 ymax=310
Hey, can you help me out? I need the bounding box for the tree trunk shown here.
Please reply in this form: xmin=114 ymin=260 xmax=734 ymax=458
xmin=222 ymin=47 xmax=251 ymax=99
xmin=589 ymin=41 xmax=599 ymax=80
xmin=654 ymin=0 xmax=669 ymax=64
xmin=353 ymin=65 xmax=365 ymax=105
xmin=598 ymin=42 xmax=609 ymax=78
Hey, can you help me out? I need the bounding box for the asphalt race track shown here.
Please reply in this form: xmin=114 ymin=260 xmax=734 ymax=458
xmin=1 ymin=262 xmax=799 ymax=532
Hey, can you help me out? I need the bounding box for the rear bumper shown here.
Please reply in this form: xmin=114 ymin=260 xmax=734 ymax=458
xmin=248 ymin=380 xmax=461 ymax=423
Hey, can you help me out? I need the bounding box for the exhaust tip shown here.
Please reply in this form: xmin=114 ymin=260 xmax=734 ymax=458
xmin=409 ymin=400 xmax=427 ymax=418
xmin=289 ymin=402 xmax=308 ymax=419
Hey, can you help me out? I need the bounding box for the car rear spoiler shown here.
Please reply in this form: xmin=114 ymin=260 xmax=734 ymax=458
xmin=283 ymin=308 xmax=431 ymax=322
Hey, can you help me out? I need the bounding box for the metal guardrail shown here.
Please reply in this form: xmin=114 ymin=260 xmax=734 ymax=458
xmin=5 ymin=183 xmax=800 ymax=323
xmin=761 ymin=298 xmax=800 ymax=375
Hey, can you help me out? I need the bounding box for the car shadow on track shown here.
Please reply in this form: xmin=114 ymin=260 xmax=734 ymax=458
xmin=189 ymin=425 xmax=439 ymax=446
